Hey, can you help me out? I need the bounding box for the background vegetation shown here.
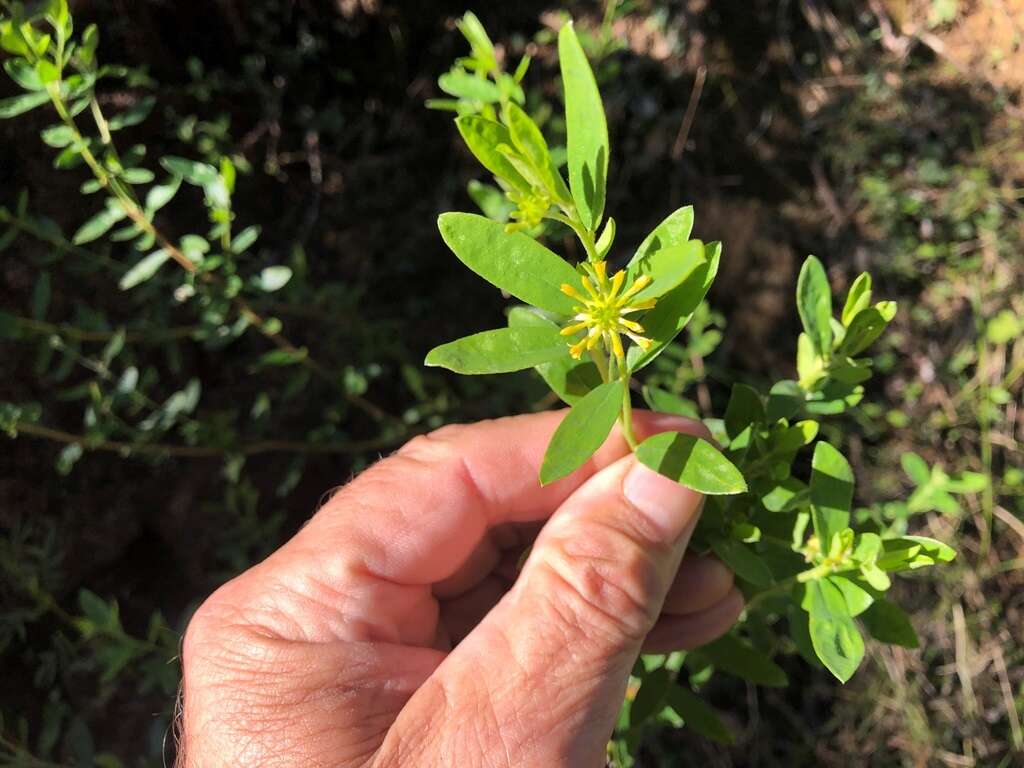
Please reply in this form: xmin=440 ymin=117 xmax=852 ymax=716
xmin=0 ymin=1 xmax=1021 ymax=766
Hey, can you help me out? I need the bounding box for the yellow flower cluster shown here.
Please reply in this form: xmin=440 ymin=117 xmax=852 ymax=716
xmin=559 ymin=261 xmax=656 ymax=363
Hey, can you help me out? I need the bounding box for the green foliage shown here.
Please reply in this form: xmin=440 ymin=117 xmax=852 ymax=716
xmin=426 ymin=12 xmax=959 ymax=754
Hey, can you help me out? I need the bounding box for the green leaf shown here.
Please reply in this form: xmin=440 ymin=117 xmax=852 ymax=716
xmin=456 ymin=116 xmax=531 ymax=192
xmin=861 ymin=599 xmax=919 ymax=648
xmin=39 ymin=123 xmax=74 ymax=148
xmin=666 ymin=686 xmax=735 ymax=745
xmin=699 ymin=634 xmax=788 ymax=687
xmin=766 ymin=379 xmax=805 ymax=421
xmin=456 ymin=12 xmax=495 ymax=62
xmin=72 ymin=204 xmax=126 ymax=245
xmin=625 ymin=240 xmax=706 ymax=302
xmin=946 ymin=471 xmax=989 ymax=494
xmin=438 ymin=70 xmax=502 ymax=103
xmin=760 ymin=477 xmax=809 ymax=512
xmin=255 ymin=265 xmax=292 ymax=293
xmin=641 ymin=385 xmax=699 ymax=419
xmin=34 ymin=59 xmax=59 ymax=86
xmin=724 ymin=383 xmax=764 ymax=442
xmin=627 ymin=240 xmax=720 ymax=371
xmin=540 ymin=379 xmax=624 ymax=485
xmin=143 ymin=177 xmax=180 ymax=216
xmin=628 ymin=666 xmax=670 ymax=728
xmin=559 ymin=21 xmax=609 ymax=231
xmin=231 ymin=225 xmax=261 ymax=253
xmin=107 ymin=95 xmax=156 ymax=130
xmin=0 ymin=90 xmax=51 ymax=118
xmin=257 ymin=347 xmax=308 ymax=367
xmin=809 ymin=441 xmax=853 ymax=548
xmin=840 ymin=301 xmax=897 ymax=356
xmin=877 ymin=536 xmax=956 ymax=571
xmin=829 ymin=575 xmax=873 ymax=617
xmin=841 ymin=272 xmax=872 ymax=326
xmin=120 ymin=168 xmax=154 ymax=185
xmin=426 ymin=327 xmax=567 ymax=375
xmin=595 ymin=216 xmax=616 ymax=258
xmin=438 ymin=212 xmax=579 ymax=316
xmin=635 ymin=431 xmax=747 ymax=495
xmin=503 ymin=101 xmax=549 ymax=166
xmin=508 ymin=307 xmax=601 ymax=404
xmin=711 ymin=538 xmax=773 ymax=586
xmin=5 ymin=58 xmax=43 ymax=90
xmin=630 ymin=206 xmax=694 ymax=265
xmin=796 ymin=256 xmax=833 ymax=357
xmin=118 ymin=249 xmax=170 ymax=290
xmin=160 ymin=156 xmax=218 ymax=186
xmin=805 ymin=578 xmax=864 ymax=683
xmin=900 ymin=452 xmax=930 ymax=485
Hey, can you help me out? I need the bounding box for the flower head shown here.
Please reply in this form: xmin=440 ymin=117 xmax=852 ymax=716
xmin=559 ymin=261 xmax=657 ymax=363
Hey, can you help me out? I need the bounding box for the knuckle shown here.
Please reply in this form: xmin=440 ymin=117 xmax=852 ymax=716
xmin=537 ymin=519 xmax=665 ymax=646
xmin=395 ymin=423 xmax=466 ymax=461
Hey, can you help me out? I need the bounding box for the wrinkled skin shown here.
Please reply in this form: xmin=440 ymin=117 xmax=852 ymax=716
xmin=180 ymin=411 xmax=742 ymax=767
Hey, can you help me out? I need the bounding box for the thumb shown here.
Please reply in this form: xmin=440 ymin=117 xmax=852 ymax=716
xmin=391 ymin=449 xmax=706 ymax=766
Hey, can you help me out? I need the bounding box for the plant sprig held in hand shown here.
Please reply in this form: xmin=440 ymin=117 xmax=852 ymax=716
xmin=427 ymin=17 xmax=734 ymax=489
xmin=426 ymin=13 xmax=957 ymax=747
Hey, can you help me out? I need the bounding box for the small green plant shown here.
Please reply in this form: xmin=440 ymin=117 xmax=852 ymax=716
xmin=428 ymin=13 xmax=958 ymax=755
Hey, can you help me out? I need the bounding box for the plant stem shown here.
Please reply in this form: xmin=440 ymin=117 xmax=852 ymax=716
xmin=617 ymin=357 xmax=638 ymax=449
xmin=13 ymin=315 xmax=199 ymax=342
xmin=41 ymin=83 xmax=404 ymax=429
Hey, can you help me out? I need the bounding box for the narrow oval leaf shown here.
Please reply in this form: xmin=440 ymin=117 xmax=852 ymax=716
xmin=426 ymin=326 xmax=567 ymax=375
xmin=627 ymin=240 xmax=720 ymax=371
xmin=635 ymin=431 xmax=747 ymax=495
xmin=504 ymin=102 xmax=552 ymax=173
xmin=625 ymin=240 xmax=706 ymax=302
xmin=699 ymin=634 xmax=788 ymax=687
xmin=711 ymin=538 xmax=773 ymax=586
xmin=438 ymin=212 xmax=578 ymax=315
xmin=629 ymin=205 xmax=694 ymax=265
xmin=0 ymin=90 xmax=51 ymax=118
xmin=666 ymin=686 xmax=735 ymax=745
xmin=5 ymin=58 xmax=43 ymax=90
xmin=724 ymin=383 xmax=765 ymax=442
xmin=256 ymin=265 xmax=292 ymax=292
xmin=841 ymin=272 xmax=872 ymax=326
xmin=839 ymin=301 xmax=897 ymax=356
xmin=73 ymin=206 xmax=125 ymax=245
xmin=456 ymin=116 xmax=531 ymax=192
xmin=810 ymin=441 xmax=853 ymax=548
xmin=540 ymin=379 xmax=624 ymax=485
xmin=438 ymin=70 xmax=502 ymax=103
xmin=805 ymin=578 xmax=865 ymax=683
xmin=118 ymin=249 xmax=171 ymax=290
xmin=641 ymin=385 xmax=699 ymax=419
xmin=160 ymin=156 xmax=218 ymax=187
xmin=861 ymin=599 xmax=919 ymax=648
xmin=558 ymin=21 xmax=608 ymax=231
xmin=797 ymin=255 xmax=833 ymax=357
xmin=628 ymin=666 xmax=671 ymax=728
xmin=828 ymin=575 xmax=873 ymax=617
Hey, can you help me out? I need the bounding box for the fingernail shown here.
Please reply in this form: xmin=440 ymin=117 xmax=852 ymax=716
xmin=622 ymin=460 xmax=703 ymax=541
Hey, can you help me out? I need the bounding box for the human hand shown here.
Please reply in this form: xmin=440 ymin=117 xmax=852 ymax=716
xmin=180 ymin=411 xmax=743 ymax=767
